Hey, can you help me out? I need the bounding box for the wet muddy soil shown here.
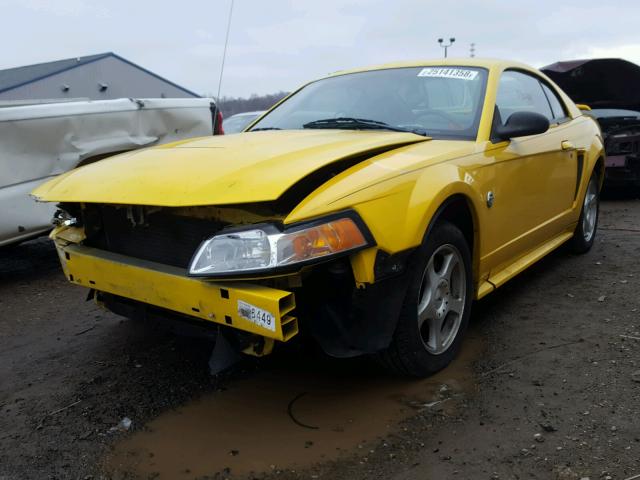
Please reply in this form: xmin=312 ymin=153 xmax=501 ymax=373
xmin=105 ymin=335 xmax=481 ymax=478
xmin=1 ymin=199 xmax=639 ymax=480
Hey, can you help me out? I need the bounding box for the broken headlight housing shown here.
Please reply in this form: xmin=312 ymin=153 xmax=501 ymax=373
xmin=188 ymin=212 xmax=374 ymax=277
xmin=52 ymin=208 xmax=78 ymax=227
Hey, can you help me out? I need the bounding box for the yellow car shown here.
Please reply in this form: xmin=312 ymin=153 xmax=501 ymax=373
xmin=33 ymin=59 xmax=604 ymax=377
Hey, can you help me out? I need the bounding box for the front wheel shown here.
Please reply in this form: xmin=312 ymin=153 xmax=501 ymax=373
xmin=570 ymin=172 xmax=600 ymax=254
xmin=377 ymin=222 xmax=473 ymax=377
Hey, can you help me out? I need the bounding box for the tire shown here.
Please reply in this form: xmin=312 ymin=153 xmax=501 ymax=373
xmin=570 ymin=171 xmax=600 ymax=254
xmin=378 ymin=221 xmax=473 ymax=377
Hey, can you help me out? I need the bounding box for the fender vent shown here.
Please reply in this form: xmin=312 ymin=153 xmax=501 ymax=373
xmin=574 ymin=152 xmax=585 ymax=200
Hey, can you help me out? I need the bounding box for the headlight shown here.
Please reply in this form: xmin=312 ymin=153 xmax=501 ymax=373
xmin=188 ymin=214 xmax=373 ymax=276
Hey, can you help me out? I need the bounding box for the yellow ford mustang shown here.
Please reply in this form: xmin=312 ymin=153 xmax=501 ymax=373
xmin=33 ymin=59 xmax=603 ymax=377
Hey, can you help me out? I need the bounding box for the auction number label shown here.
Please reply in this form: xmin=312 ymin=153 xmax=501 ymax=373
xmin=237 ymin=300 xmax=276 ymax=332
xmin=417 ymin=67 xmax=478 ymax=80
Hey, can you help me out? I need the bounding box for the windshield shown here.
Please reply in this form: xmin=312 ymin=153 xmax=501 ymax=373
xmin=250 ymin=66 xmax=488 ymax=139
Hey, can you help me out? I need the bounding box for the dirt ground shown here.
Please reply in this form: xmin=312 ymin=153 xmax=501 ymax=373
xmin=1 ymin=198 xmax=639 ymax=480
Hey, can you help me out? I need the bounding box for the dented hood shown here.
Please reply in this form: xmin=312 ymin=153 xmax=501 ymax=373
xmin=32 ymin=130 xmax=429 ymax=207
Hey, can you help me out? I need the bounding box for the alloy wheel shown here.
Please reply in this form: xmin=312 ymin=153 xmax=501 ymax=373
xmin=582 ymin=178 xmax=598 ymax=242
xmin=417 ymin=244 xmax=467 ymax=355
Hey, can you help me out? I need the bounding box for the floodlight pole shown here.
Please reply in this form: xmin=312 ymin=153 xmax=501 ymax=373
xmin=438 ymin=37 xmax=456 ymax=58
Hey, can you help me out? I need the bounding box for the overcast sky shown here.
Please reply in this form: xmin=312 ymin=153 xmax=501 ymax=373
xmin=1 ymin=0 xmax=639 ymax=98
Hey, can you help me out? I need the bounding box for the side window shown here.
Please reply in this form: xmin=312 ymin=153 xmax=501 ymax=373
xmin=541 ymin=83 xmax=567 ymax=121
xmin=495 ymin=71 xmax=553 ymax=124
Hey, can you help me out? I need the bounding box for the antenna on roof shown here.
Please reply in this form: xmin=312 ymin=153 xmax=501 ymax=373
xmin=212 ymin=0 xmax=234 ymax=134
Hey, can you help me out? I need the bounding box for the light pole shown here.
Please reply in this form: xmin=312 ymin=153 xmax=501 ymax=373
xmin=438 ymin=37 xmax=456 ymax=58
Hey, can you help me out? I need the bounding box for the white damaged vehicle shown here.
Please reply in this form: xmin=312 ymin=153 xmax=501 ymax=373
xmin=0 ymin=97 xmax=222 ymax=247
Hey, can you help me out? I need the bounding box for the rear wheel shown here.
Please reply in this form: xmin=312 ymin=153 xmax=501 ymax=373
xmin=570 ymin=172 xmax=600 ymax=254
xmin=378 ymin=222 xmax=473 ymax=377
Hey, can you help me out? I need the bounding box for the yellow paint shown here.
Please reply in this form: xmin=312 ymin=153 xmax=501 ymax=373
xmin=58 ymin=243 xmax=298 ymax=342
xmin=37 ymin=58 xmax=604 ymax=322
xmin=476 ymin=281 xmax=494 ymax=300
xmin=50 ymin=224 xmax=86 ymax=244
xmin=31 ymin=130 xmax=428 ymax=206
xmin=487 ymin=231 xmax=574 ymax=289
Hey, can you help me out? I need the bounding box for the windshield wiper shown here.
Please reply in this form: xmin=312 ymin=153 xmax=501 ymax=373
xmin=302 ymin=117 xmax=427 ymax=136
xmin=251 ymin=127 xmax=282 ymax=131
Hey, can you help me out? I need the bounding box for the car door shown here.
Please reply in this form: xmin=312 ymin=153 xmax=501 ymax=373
xmin=477 ymin=70 xmax=577 ymax=276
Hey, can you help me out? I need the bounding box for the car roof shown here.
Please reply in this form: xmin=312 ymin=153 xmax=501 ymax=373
xmin=326 ymin=57 xmax=536 ymax=78
xmin=229 ymin=111 xmax=265 ymax=118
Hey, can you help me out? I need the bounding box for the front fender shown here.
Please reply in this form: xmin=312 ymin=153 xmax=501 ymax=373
xmin=286 ymin=161 xmax=484 ymax=283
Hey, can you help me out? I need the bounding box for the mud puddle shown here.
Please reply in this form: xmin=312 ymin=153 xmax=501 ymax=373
xmin=106 ymin=332 xmax=483 ymax=478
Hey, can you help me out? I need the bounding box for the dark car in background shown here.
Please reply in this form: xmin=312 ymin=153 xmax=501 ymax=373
xmin=584 ymin=108 xmax=640 ymax=190
xmin=543 ymin=58 xmax=640 ymax=192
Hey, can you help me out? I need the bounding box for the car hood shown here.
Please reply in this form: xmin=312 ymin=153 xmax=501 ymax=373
xmin=32 ymin=130 xmax=430 ymax=207
xmin=542 ymin=58 xmax=640 ymax=111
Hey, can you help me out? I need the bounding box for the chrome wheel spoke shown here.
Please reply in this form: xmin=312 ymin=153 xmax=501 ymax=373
xmin=440 ymin=252 xmax=458 ymax=281
xmin=417 ymin=269 xmax=434 ymax=326
xmin=449 ymin=296 xmax=464 ymax=315
xmin=426 ymin=259 xmax=440 ymax=285
xmin=427 ymin=316 xmax=444 ymax=351
xmin=418 ymin=298 xmax=433 ymax=328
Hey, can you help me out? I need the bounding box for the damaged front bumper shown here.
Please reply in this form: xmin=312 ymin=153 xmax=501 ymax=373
xmin=55 ymin=241 xmax=299 ymax=344
xmin=50 ymin=211 xmax=412 ymax=359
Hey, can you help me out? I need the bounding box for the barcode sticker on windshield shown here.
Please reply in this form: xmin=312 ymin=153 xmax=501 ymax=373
xmin=238 ymin=300 xmax=276 ymax=332
xmin=417 ymin=68 xmax=478 ymax=80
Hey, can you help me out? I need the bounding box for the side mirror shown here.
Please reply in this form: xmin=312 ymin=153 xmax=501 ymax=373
xmin=576 ymin=103 xmax=591 ymax=111
xmin=494 ymin=111 xmax=550 ymax=140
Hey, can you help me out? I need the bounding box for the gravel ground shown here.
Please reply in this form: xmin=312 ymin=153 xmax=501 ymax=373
xmin=1 ymin=198 xmax=639 ymax=480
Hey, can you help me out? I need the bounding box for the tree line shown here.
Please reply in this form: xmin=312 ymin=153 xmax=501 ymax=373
xmin=209 ymin=92 xmax=290 ymax=118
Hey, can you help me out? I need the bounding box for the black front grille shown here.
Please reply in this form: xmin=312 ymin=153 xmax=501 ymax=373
xmin=84 ymin=206 xmax=224 ymax=269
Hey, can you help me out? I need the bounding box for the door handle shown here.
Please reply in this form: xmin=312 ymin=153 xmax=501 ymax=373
xmin=561 ymin=140 xmax=575 ymax=150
